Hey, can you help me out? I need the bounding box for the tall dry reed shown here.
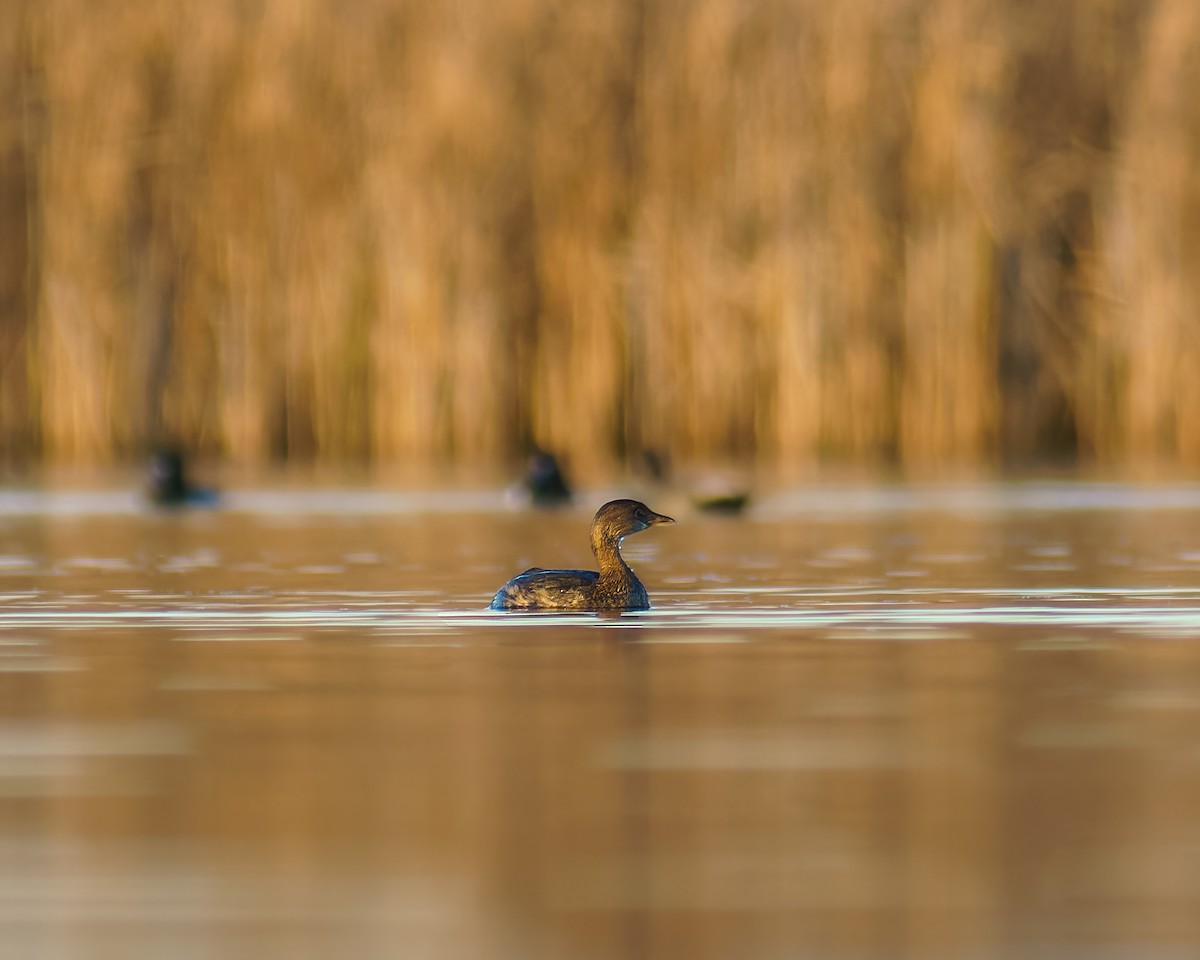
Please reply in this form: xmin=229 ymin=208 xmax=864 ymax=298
xmin=1 ymin=0 xmax=1197 ymax=468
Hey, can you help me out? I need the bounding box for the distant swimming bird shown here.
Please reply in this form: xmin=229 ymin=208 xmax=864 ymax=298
xmin=490 ymin=499 xmax=674 ymax=611
xmin=147 ymin=450 xmax=218 ymax=507
xmin=692 ymin=490 xmax=750 ymax=515
xmin=523 ymin=450 xmax=572 ymax=506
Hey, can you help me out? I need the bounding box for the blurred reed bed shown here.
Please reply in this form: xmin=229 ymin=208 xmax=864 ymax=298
xmin=1 ymin=0 xmax=1197 ymax=468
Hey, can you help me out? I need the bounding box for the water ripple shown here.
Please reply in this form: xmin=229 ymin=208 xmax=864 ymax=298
xmin=0 ymin=590 xmax=1197 ymax=637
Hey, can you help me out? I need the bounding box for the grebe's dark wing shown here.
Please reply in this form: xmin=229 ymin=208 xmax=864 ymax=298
xmin=489 ymin=568 xmax=599 ymax=610
xmin=508 ymin=568 xmax=598 ymax=590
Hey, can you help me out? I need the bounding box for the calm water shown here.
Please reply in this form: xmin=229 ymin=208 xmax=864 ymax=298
xmin=2 ymin=478 xmax=1200 ymax=960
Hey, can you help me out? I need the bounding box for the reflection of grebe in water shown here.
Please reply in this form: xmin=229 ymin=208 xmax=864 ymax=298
xmin=489 ymin=499 xmax=674 ymax=611
xmin=147 ymin=450 xmax=219 ymax=507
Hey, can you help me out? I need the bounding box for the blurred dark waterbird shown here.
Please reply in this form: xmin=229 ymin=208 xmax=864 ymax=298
xmin=147 ymin=450 xmax=218 ymax=507
xmin=523 ymin=450 xmax=573 ymax=505
xmin=691 ymin=490 xmax=750 ymax=514
xmin=490 ymin=499 xmax=674 ymax=611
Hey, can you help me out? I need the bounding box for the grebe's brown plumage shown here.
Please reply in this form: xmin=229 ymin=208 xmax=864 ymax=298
xmin=489 ymin=499 xmax=674 ymax=611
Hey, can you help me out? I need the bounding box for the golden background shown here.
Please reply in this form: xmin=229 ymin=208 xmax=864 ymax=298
xmin=1 ymin=0 xmax=1198 ymax=468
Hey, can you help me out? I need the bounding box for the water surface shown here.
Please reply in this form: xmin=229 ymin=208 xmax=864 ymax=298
xmin=2 ymin=479 xmax=1199 ymax=959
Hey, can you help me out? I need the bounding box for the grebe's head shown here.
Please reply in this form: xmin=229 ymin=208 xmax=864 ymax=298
xmin=592 ymin=499 xmax=675 ymax=541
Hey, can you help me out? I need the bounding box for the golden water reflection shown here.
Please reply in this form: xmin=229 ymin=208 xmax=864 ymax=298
xmin=1 ymin=485 xmax=1199 ymax=958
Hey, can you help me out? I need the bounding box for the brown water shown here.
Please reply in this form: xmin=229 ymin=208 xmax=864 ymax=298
xmin=2 ymin=479 xmax=1200 ymax=960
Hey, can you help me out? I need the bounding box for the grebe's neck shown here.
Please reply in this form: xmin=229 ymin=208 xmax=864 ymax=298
xmin=591 ymin=523 xmax=632 ymax=580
